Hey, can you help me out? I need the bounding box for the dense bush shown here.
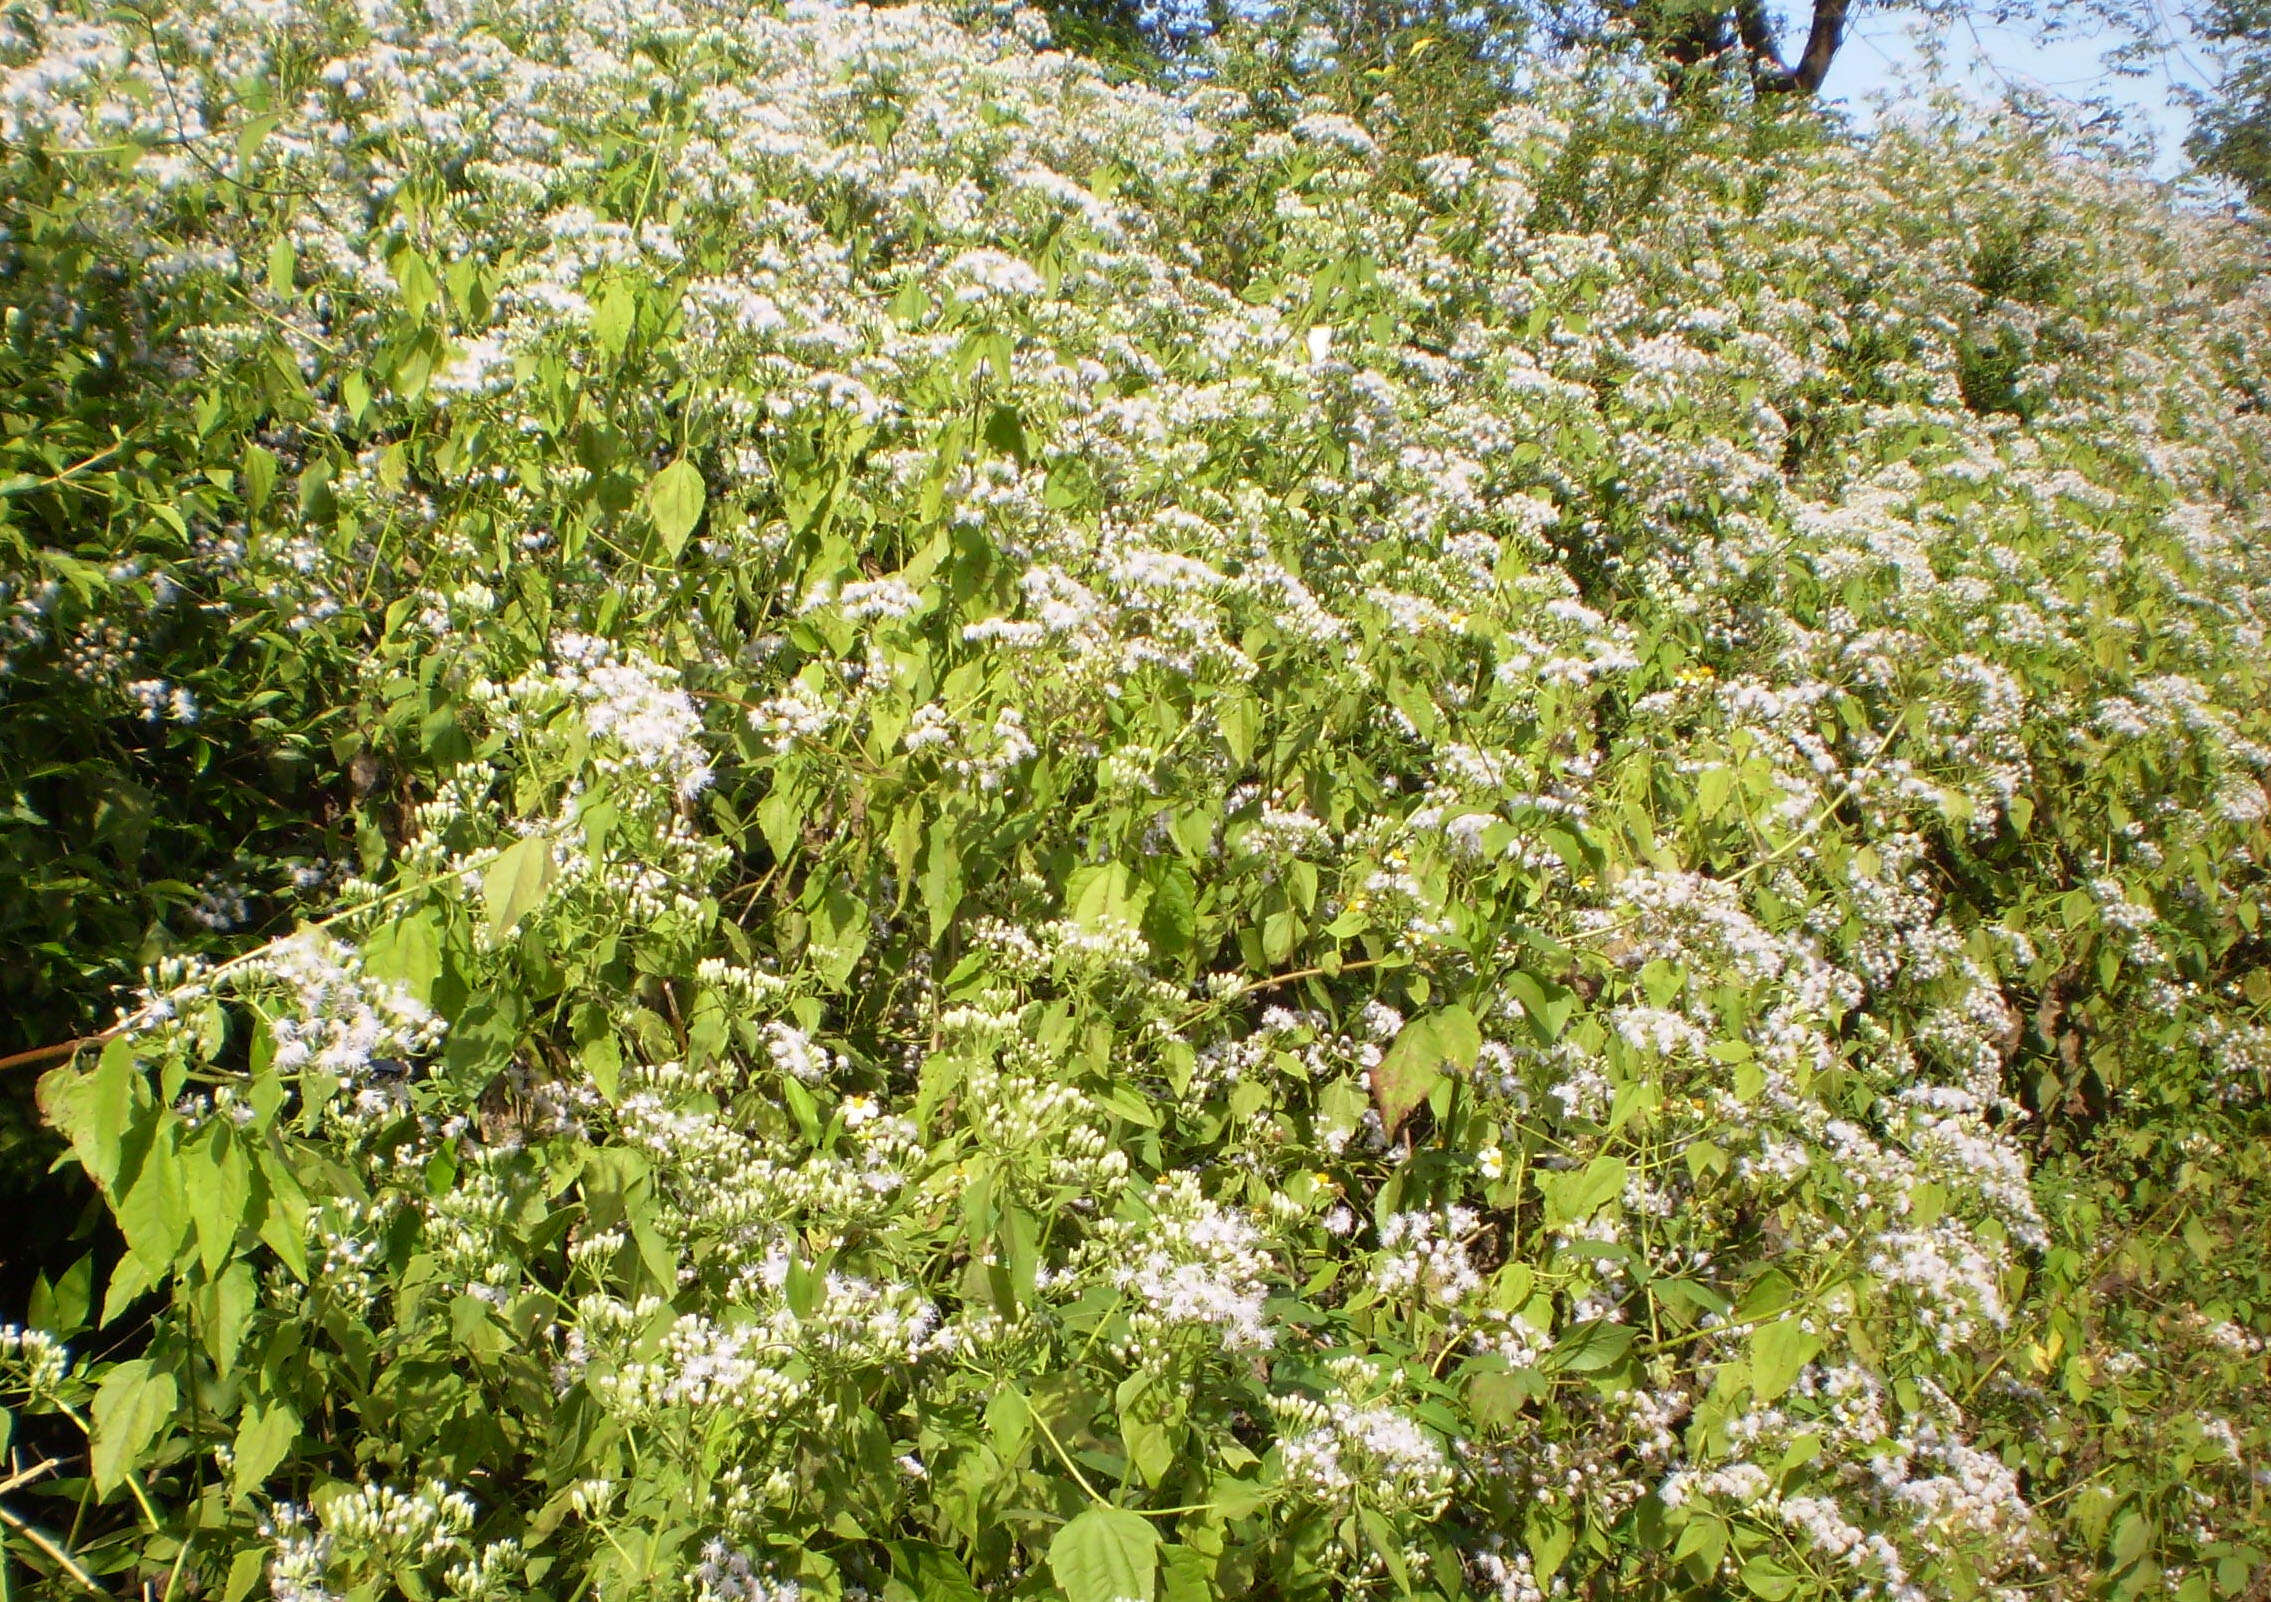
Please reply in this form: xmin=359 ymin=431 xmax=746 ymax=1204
xmin=2 ymin=3 xmax=2267 ymax=1601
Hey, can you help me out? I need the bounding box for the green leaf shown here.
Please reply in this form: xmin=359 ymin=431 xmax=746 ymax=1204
xmin=202 ymin=1260 xmax=258 ymax=1373
xmin=1505 ymin=969 xmax=1576 ymax=1039
xmin=1740 ymin=1557 xmax=1799 ymax=1600
xmin=42 ymin=1037 xmax=139 ymax=1193
xmin=1542 ymin=1155 xmax=1627 ymax=1226
xmin=363 ymin=908 xmax=445 ymax=1004
xmin=1526 ymin=1508 xmax=1573 ymax=1581
xmin=483 ymin=835 xmax=555 ymax=944
xmin=1673 ymin=1514 xmax=1728 ymax=1580
xmin=1069 ymin=862 xmax=1139 ymax=929
xmin=886 ymin=1541 xmax=982 ymax=1602
xmin=1157 ymin=1546 xmax=1215 ymax=1602
xmin=1049 ymin=1506 xmax=1160 ymax=1602
xmin=1550 ymin=1318 xmax=1635 ymax=1373
xmin=923 ymin=816 xmax=964 ymax=944
xmin=1433 ymin=1002 xmax=1482 ymax=1065
xmin=647 ymin=458 xmax=707 ymax=559
xmin=1140 ymin=860 xmax=1197 ymax=959
xmin=809 ymin=878 xmax=871 ymax=990
xmin=593 ymin=281 xmax=636 ymax=356
xmin=116 ymin=1117 xmax=190 ymax=1275
xmin=1357 ymin=1506 xmax=1412 ymax=1593
xmin=1748 ymin=1317 xmax=1821 ymax=1403
xmin=2110 ymin=1510 xmax=2153 ymax=1568
xmin=90 ymin=1358 xmax=177 ymax=1494
xmin=266 ymin=235 xmax=296 ymax=299
xmin=231 ymin=1400 xmax=300 ymax=1497
xmin=1465 ymin=1365 xmax=1539 ymax=1429
xmin=243 ymin=443 xmax=279 ymax=512
xmin=185 ymin=1125 xmax=253 ymax=1275
xmin=27 ymin=1252 xmax=93 ymax=1337
xmin=224 ymin=1547 xmax=265 ymax=1602
xmin=1116 ymin=1372 xmax=1177 ymax=1487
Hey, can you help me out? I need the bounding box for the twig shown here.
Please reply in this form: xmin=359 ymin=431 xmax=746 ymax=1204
xmin=1024 ymin=1400 xmax=1108 ymax=1508
xmin=0 ymin=1503 xmax=106 ymax=1597
xmin=0 ymin=441 xmax=125 ymax=497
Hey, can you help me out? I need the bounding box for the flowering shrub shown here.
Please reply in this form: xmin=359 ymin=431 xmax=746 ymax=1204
xmin=2 ymin=2 xmax=2268 ymax=1601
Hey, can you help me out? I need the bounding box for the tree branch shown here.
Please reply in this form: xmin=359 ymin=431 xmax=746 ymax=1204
xmin=1742 ymin=0 xmax=1848 ymax=92
xmin=1787 ymin=0 xmax=1850 ymax=90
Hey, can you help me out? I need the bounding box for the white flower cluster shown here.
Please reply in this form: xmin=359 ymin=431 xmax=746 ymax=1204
xmin=1272 ymin=1357 xmax=1454 ymax=1518
xmin=264 ymin=1480 xmax=518 ymax=1602
xmin=1371 ymin=1206 xmax=1484 ymax=1309
xmin=1102 ymin=1173 xmax=1278 ymax=1359
xmin=246 ymin=931 xmax=447 ymax=1105
xmin=517 ymin=634 xmax=714 ymax=803
xmin=565 ymin=1298 xmax=808 ymax=1421
xmin=0 ymin=1324 xmax=71 ymax=1396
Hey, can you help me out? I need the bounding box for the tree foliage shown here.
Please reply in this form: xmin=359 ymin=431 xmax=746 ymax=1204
xmin=2189 ymin=0 xmax=2271 ymax=207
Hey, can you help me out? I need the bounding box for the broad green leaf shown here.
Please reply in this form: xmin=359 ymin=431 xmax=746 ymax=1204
xmin=483 ymin=835 xmax=555 ymax=944
xmin=1526 ymin=1508 xmax=1573 ymax=1581
xmin=1069 ymin=862 xmax=1139 ymax=930
xmin=91 ymin=1358 xmax=177 ymax=1494
xmin=231 ymin=1399 xmax=299 ymax=1497
xmin=923 ymin=817 xmax=964 ymax=943
xmin=1673 ymin=1514 xmax=1728 ymax=1579
xmin=1748 ymin=1318 xmax=1821 ymax=1402
xmin=202 ymin=1260 xmax=258 ymax=1373
xmin=243 ymin=442 xmax=279 ymax=511
xmin=1740 ymin=1557 xmax=1799 ymax=1600
xmin=1505 ymin=969 xmax=1576 ymax=1040
xmin=116 ymin=1117 xmax=190 ymax=1275
xmin=224 ymin=1548 xmax=265 ymax=1602
xmin=265 ymin=236 xmax=296 ymax=299
xmin=1373 ymin=1011 xmax=1476 ymax=1137
xmin=1116 ymin=1372 xmax=1177 ymax=1487
xmin=1357 ymin=1506 xmax=1412 ymax=1593
xmin=185 ymin=1124 xmax=252 ymax=1275
xmin=1049 ymin=1506 xmax=1159 ymax=1602
xmin=810 ymin=878 xmax=871 ymax=990
xmin=1542 ymin=1155 xmax=1627 ymax=1226
xmin=1550 ymin=1318 xmax=1635 ymax=1373
xmin=593 ymin=281 xmax=636 ymax=356
xmin=363 ymin=908 xmax=445 ymax=1003
xmin=1141 ymin=860 xmax=1197 ymax=959
xmin=1432 ymin=1002 xmax=1482 ymax=1067
xmin=886 ymin=1541 xmax=982 ymax=1602
xmin=1157 ymin=1546 xmax=1215 ymax=1602
xmin=27 ymin=1252 xmax=93 ymax=1337
xmin=41 ymin=1036 xmax=138 ymax=1192
xmin=647 ymin=457 xmax=707 ymax=559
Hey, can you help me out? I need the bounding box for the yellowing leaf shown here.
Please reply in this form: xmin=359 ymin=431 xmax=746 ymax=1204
xmin=1371 ymin=1016 xmax=1444 ymax=1137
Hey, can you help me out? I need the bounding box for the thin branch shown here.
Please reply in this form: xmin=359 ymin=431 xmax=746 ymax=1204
xmin=1788 ymin=0 xmax=1852 ymax=91
xmin=0 ymin=1503 xmax=106 ymax=1597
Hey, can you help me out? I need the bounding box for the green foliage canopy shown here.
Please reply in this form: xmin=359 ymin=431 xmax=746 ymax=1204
xmin=0 ymin=4 xmax=2267 ymax=1602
